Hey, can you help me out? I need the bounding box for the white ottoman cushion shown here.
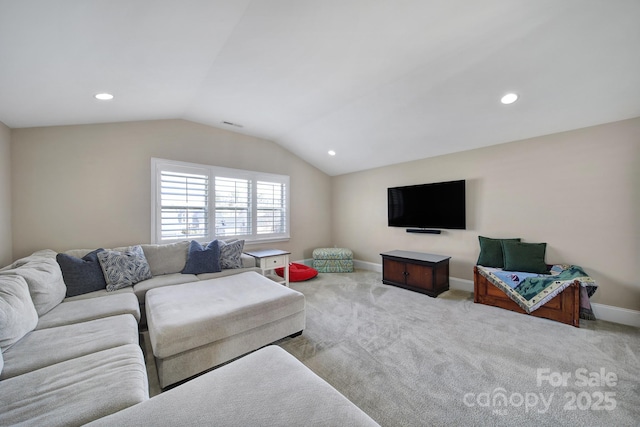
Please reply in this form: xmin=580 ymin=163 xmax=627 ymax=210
xmin=147 ymin=272 xmax=305 ymax=359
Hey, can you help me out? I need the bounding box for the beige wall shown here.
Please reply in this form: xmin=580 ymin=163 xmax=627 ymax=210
xmin=8 ymin=116 xmax=640 ymax=310
xmin=10 ymin=119 xmax=332 ymax=262
xmin=331 ymin=117 xmax=640 ymax=311
xmin=0 ymin=121 xmax=12 ymax=266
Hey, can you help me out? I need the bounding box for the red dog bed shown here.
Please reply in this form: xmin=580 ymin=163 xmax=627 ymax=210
xmin=275 ymin=263 xmax=318 ymax=282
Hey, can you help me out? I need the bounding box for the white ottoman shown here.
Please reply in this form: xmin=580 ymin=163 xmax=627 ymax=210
xmin=146 ymin=272 xmax=305 ymax=388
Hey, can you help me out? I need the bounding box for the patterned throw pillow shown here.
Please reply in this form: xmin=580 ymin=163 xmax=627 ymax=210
xmin=217 ymin=240 xmax=245 ymax=269
xmin=97 ymin=245 xmax=152 ymax=291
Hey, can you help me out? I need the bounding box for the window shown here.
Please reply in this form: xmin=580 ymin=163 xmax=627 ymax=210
xmin=151 ymin=158 xmax=289 ymax=244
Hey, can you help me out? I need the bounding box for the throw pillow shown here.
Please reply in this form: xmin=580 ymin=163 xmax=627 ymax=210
xmin=0 ymin=275 xmax=39 ymax=349
xmin=182 ymin=240 xmax=221 ymax=274
xmin=0 ymin=254 xmax=67 ymax=316
xmin=97 ymin=245 xmax=152 ymax=292
xmin=218 ymin=239 xmax=245 ymax=269
xmin=476 ymin=236 xmax=521 ymax=268
xmin=56 ymin=249 xmax=108 ymax=297
xmin=501 ymin=241 xmax=548 ymax=274
xmin=141 ymin=240 xmax=190 ymax=276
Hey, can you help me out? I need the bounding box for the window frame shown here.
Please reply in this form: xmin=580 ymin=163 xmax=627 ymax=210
xmin=151 ymin=158 xmax=290 ymax=244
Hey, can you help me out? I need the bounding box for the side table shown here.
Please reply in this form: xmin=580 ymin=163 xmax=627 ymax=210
xmin=244 ymin=249 xmax=291 ymax=287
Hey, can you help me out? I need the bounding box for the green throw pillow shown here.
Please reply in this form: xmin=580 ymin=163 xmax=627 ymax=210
xmin=501 ymin=241 xmax=548 ymax=273
xmin=477 ymin=236 xmax=521 ymax=268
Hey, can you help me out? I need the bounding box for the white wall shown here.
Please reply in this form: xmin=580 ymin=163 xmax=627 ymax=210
xmin=331 ymin=117 xmax=640 ymax=311
xmin=10 ymin=119 xmax=332 ymax=262
xmin=0 ymin=121 xmax=12 ymax=266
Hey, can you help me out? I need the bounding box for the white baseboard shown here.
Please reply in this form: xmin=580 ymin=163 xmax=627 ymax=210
xmin=350 ymin=259 xmax=640 ymax=328
xmin=353 ymin=259 xmax=382 ymax=272
xmin=449 ymin=277 xmax=474 ymax=292
xmin=590 ymin=303 xmax=640 ymax=328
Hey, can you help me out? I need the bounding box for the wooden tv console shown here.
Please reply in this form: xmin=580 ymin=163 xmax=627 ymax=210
xmin=380 ymin=250 xmax=450 ymax=297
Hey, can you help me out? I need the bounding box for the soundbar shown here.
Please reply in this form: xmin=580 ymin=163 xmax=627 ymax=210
xmin=406 ymin=229 xmax=442 ymax=234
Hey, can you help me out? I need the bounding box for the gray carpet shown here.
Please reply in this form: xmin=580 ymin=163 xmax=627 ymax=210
xmin=279 ymin=270 xmax=640 ymax=427
xmin=143 ymin=270 xmax=640 ymax=426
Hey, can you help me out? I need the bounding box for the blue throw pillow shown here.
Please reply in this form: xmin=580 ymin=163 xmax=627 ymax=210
xmin=182 ymin=240 xmax=221 ymax=274
xmin=56 ymin=249 xmax=108 ymax=297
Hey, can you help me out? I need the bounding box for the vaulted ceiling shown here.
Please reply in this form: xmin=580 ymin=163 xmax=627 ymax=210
xmin=1 ymin=1 xmax=639 ymax=175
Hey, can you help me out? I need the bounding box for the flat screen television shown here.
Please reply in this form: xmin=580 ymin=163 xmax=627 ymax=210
xmin=388 ymin=180 xmax=466 ymax=230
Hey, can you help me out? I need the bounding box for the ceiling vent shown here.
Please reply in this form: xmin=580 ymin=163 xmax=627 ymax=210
xmin=221 ymin=121 xmax=243 ymax=128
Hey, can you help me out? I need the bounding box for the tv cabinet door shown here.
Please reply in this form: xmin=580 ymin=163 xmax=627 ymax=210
xmin=382 ymin=258 xmax=406 ymax=286
xmin=405 ymin=263 xmax=434 ymax=291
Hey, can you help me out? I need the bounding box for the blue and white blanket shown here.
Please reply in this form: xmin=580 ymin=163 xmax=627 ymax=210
xmin=477 ymin=264 xmax=597 ymax=318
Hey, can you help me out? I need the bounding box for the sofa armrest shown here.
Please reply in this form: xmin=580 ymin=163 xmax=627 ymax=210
xmin=241 ymin=253 xmax=257 ymax=268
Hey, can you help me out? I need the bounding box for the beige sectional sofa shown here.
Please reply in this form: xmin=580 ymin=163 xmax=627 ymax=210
xmin=0 ymin=242 xmax=380 ymax=426
xmin=63 ymin=240 xmax=262 ymax=325
xmin=0 ymin=250 xmax=147 ymax=426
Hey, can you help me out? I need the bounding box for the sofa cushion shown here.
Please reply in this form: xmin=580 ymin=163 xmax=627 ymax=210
xmin=240 ymin=252 xmax=257 ymax=268
xmin=0 ymin=249 xmax=57 ymax=270
xmin=0 ymin=275 xmax=38 ymax=349
xmin=133 ymin=273 xmax=198 ymax=304
xmin=0 ymin=253 xmax=66 ymax=316
xmin=36 ymin=292 xmax=140 ymax=330
xmin=62 ymin=286 xmax=134 ymax=302
xmin=85 ymin=346 xmax=379 ymax=427
xmin=196 ymin=266 xmax=262 ymax=281
xmin=182 ymin=240 xmax=221 ymax=274
xmin=218 ymin=239 xmax=245 ymax=269
xmin=0 ymin=344 xmax=148 ymax=427
xmin=98 ymin=245 xmax=152 ymax=291
xmin=63 ymin=248 xmax=94 ymax=258
xmin=1 ymin=314 xmax=139 ymax=380
xmin=56 ymin=249 xmax=108 ymax=297
xmin=146 ymin=272 xmax=305 ymax=359
xmin=140 ymin=241 xmax=189 ymax=276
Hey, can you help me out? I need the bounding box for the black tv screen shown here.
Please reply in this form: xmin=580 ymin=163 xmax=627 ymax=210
xmin=388 ymin=180 xmax=466 ymax=229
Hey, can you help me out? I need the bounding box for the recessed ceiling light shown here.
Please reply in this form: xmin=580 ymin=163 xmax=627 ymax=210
xmin=94 ymin=93 xmax=114 ymax=100
xmin=501 ymin=93 xmax=518 ymax=104
xmin=328 ymin=150 xmax=336 ymax=156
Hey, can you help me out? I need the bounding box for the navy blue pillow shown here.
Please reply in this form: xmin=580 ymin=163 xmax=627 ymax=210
xmin=56 ymin=249 xmax=108 ymax=297
xmin=182 ymin=240 xmax=221 ymax=274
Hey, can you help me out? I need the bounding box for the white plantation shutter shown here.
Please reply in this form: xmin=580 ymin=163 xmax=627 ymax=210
xmin=155 ymin=164 xmax=210 ymax=242
xmin=256 ymin=180 xmax=287 ymax=236
xmin=214 ymin=176 xmax=251 ymax=237
xmin=152 ymin=158 xmax=289 ymax=243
